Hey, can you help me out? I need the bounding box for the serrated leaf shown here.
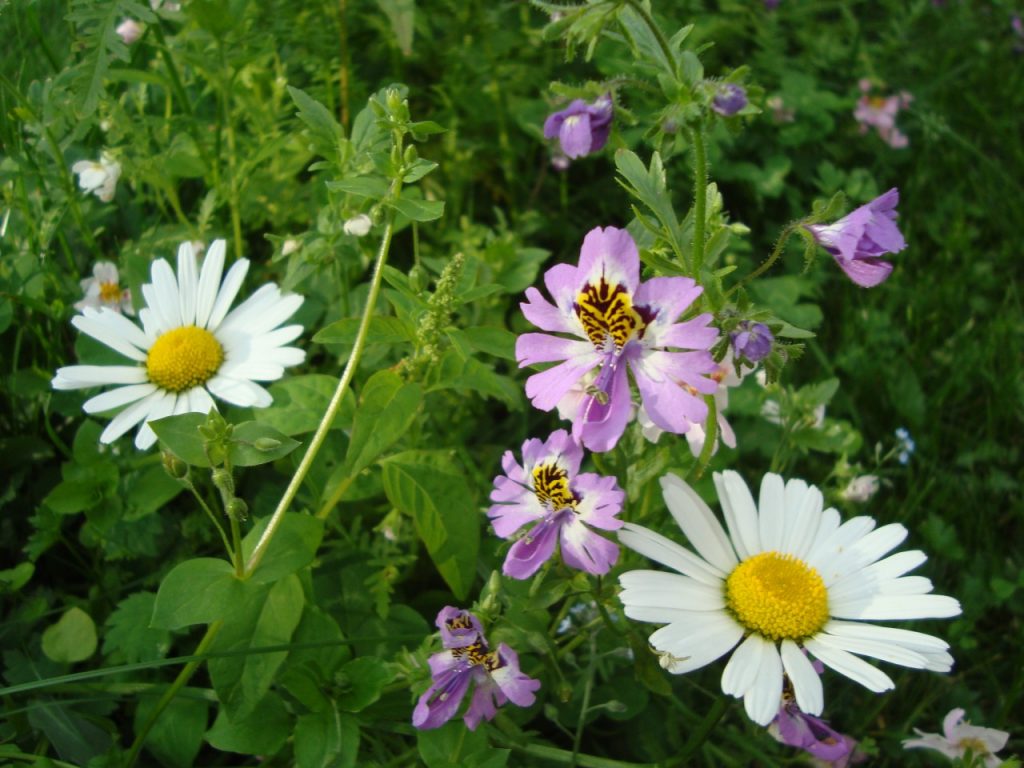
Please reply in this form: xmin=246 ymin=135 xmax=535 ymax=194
xmin=103 ymin=592 xmax=170 ymax=664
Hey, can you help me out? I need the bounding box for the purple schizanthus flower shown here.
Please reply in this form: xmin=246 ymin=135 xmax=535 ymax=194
xmin=771 ymin=700 xmax=858 ymax=765
xmin=806 ymin=188 xmax=906 ymax=288
xmin=543 ymin=95 xmax=613 ymax=159
xmin=731 ymin=321 xmax=773 ymax=363
xmin=903 ymin=708 xmax=1009 ymax=767
xmin=488 ymin=429 xmax=624 ymax=579
xmin=412 ymin=607 xmax=540 ymax=731
xmin=712 ymin=84 xmax=748 ymax=116
xmin=516 ymin=226 xmax=719 ymax=452
xmin=854 ymin=83 xmax=912 ymax=148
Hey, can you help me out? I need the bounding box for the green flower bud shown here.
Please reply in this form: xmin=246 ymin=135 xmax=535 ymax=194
xmin=253 ymin=437 xmax=282 ymax=452
xmin=162 ymin=451 xmax=189 ymax=480
xmin=225 ymin=497 xmax=248 ymax=521
xmin=211 ymin=468 xmax=234 ymax=495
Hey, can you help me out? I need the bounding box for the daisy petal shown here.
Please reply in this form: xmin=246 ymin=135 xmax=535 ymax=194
xmin=83 ymin=383 xmax=158 ymax=414
xmin=713 ymin=470 xmax=760 ymax=559
xmin=660 ymin=473 xmax=737 ymax=571
xmin=206 ymin=259 xmax=250 ymax=330
xmin=207 ymin=375 xmax=273 ymax=408
xmin=618 ymin=523 xmax=725 ymax=585
xmin=151 ymin=259 xmax=183 ymax=329
xmin=721 ymin=633 xmax=765 ymax=698
xmin=177 ymin=241 xmax=198 ymax=326
xmin=804 ymin=637 xmax=894 ymax=693
xmin=70 ymin=313 xmax=147 ymax=362
xmin=99 ymin=390 xmax=162 ymax=443
xmin=53 ymin=365 xmax=148 ymax=389
xmin=780 ymin=639 xmax=823 ymax=716
xmin=815 ymin=632 xmax=929 ymax=669
xmin=757 ymin=473 xmax=786 ymax=552
xmin=744 ymin=642 xmax=782 ymax=725
xmin=195 ymin=239 xmax=226 ymax=328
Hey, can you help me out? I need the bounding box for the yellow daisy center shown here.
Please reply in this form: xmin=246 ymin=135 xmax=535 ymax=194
xmin=532 ymin=462 xmax=578 ymax=512
xmin=146 ymin=326 xmax=224 ymax=393
xmin=725 ymin=551 xmax=829 ymax=641
xmin=99 ymin=281 xmax=122 ymax=303
xmin=575 ymin=277 xmax=647 ymax=350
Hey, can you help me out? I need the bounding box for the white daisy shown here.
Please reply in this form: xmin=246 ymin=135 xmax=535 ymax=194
xmin=617 ymin=470 xmax=961 ymax=725
xmin=52 ymin=239 xmax=305 ymax=450
xmin=72 ymin=152 xmax=122 ymax=203
xmin=75 ymin=261 xmax=134 ymax=315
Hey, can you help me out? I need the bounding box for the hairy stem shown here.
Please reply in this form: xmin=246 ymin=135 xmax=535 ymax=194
xmin=244 ymin=209 xmax=397 ymax=577
xmin=729 ymin=221 xmax=801 ymax=295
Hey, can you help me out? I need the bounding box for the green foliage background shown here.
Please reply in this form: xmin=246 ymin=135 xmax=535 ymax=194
xmin=0 ymin=0 xmax=1021 ymax=766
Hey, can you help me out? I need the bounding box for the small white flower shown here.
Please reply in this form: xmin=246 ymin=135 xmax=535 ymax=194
xmin=150 ymin=0 xmax=181 ymax=10
xmin=281 ymin=238 xmax=301 ymax=256
xmin=72 ymin=153 xmax=121 ymax=203
xmin=842 ymin=475 xmax=879 ymax=503
xmin=53 ymin=240 xmax=305 ymax=450
xmin=903 ymin=708 xmax=1010 ymax=768
xmin=76 ymin=262 xmax=134 ymax=315
xmin=343 ymin=214 xmax=372 ymax=237
xmin=116 ymin=19 xmax=143 ymax=44
xmin=618 ymin=471 xmax=960 ymax=725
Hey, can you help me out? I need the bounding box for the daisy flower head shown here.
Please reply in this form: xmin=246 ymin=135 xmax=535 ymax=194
xmin=516 ymin=226 xmax=719 ymax=453
xmin=488 ymin=429 xmax=624 ymax=579
xmin=617 ymin=471 xmax=961 ymax=725
xmin=52 ymin=240 xmax=305 ymax=450
xmin=72 ymin=152 xmax=121 ymax=203
xmin=75 ymin=261 xmax=134 ymax=315
xmin=903 ymin=708 xmax=1010 ymax=767
xmin=413 ymin=606 xmax=540 ymax=731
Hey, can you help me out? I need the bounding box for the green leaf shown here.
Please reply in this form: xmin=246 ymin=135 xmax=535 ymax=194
xmin=229 ymin=422 xmax=301 ymax=466
xmin=389 ymin=196 xmax=445 ymax=222
xmin=288 ymin=85 xmax=345 ymax=164
xmin=151 ymin=558 xmax=251 ymax=629
xmin=313 ymin=315 xmax=416 ymax=347
xmin=241 ymin=513 xmax=325 ymax=584
xmin=326 ymin=176 xmax=390 ymax=198
xmin=258 ymin=375 xmax=356 ymax=436
xmin=458 ymin=326 xmax=517 ymax=360
xmin=381 ymin=452 xmax=479 ymax=599
xmin=209 ymin=574 xmax=305 ymax=722
xmin=402 ymin=158 xmax=438 ymax=183
xmin=205 ymin=693 xmax=291 ymax=756
xmin=295 ymin=706 xmax=359 ymax=768
xmin=27 ymin=702 xmax=111 ymax=766
xmin=344 ymin=371 xmax=422 ymax=478
xmin=0 ymin=562 xmax=33 ymax=593
xmin=103 ymin=592 xmax=170 ymax=664
xmin=418 ymin=721 xmax=507 ymax=768
xmin=335 ymin=657 xmax=393 ymax=712
xmin=134 ymin=693 xmax=208 ymax=768
xmin=150 ymin=413 xmax=211 ymax=467
xmin=42 ymin=607 xmax=97 ymax=663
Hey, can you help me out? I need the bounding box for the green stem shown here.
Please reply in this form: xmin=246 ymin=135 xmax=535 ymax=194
xmin=229 ymin=515 xmax=244 ymax=577
xmin=689 ymin=126 xmax=707 ymax=276
xmin=666 ymin=696 xmax=729 ymax=766
xmin=315 ymin=474 xmax=354 ymax=520
xmin=728 ymin=222 xmax=800 ymax=296
xmin=124 ymin=621 xmax=222 ymax=768
xmin=244 ymin=208 xmax=398 ymax=578
xmin=496 ymin=739 xmax=657 ymax=768
xmin=624 ymin=0 xmax=677 ymax=79
xmin=186 ymin=483 xmax=233 ymax=561
xmin=571 ymin=635 xmax=598 ymax=768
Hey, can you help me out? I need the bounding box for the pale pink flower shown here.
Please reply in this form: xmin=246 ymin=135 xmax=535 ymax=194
xmin=903 ymin=708 xmax=1010 ymax=767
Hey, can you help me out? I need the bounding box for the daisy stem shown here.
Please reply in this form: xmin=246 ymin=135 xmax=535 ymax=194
xmin=668 ymin=695 xmax=729 ymax=766
xmin=124 ymin=620 xmax=222 ymax=768
xmin=689 ymin=126 xmax=708 ymax=276
xmin=244 ymin=209 xmax=397 ymax=578
xmin=229 ymin=515 xmax=245 ymax=578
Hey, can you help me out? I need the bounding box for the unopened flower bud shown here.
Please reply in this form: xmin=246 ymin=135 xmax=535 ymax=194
xmin=711 ymin=83 xmax=748 ymax=116
xmin=226 ymin=497 xmax=248 ymax=521
xmin=254 ymin=437 xmax=282 ymax=452
xmin=343 ymin=214 xmax=372 ymax=237
xmin=116 ymin=19 xmax=143 ymax=45
xmin=731 ymin=321 xmax=774 ymax=363
xmin=281 ymin=238 xmax=301 ymax=256
xmin=162 ymin=451 xmax=189 ymax=479
xmin=211 ymin=468 xmax=234 ymax=495
xmin=842 ymin=475 xmax=879 ymax=503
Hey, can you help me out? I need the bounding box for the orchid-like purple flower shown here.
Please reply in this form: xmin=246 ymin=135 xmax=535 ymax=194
xmin=543 ymin=95 xmax=613 ymax=159
xmin=488 ymin=429 xmax=624 ymax=579
xmin=771 ymin=701 xmax=859 ymax=766
xmin=854 ymin=82 xmax=912 ymax=148
xmin=731 ymin=321 xmax=773 ymax=363
xmin=806 ymin=188 xmax=906 ymax=288
xmin=903 ymin=708 xmax=1010 ymax=767
xmin=516 ymin=226 xmax=719 ymax=452
xmin=712 ymin=84 xmax=748 ymax=116
xmin=412 ymin=607 xmax=540 ymax=731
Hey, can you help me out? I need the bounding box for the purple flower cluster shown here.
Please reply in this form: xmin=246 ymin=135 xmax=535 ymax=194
xmin=854 ymin=81 xmax=912 ymax=149
xmin=806 ymin=189 xmax=906 ymax=288
xmin=543 ymin=95 xmax=614 ymax=160
xmin=712 ymin=83 xmax=748 ymax=116
xmin=413 ymin=607 xmax=540 ymax=730
xmin=488 ymin=430 xmax=624 ymax=579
